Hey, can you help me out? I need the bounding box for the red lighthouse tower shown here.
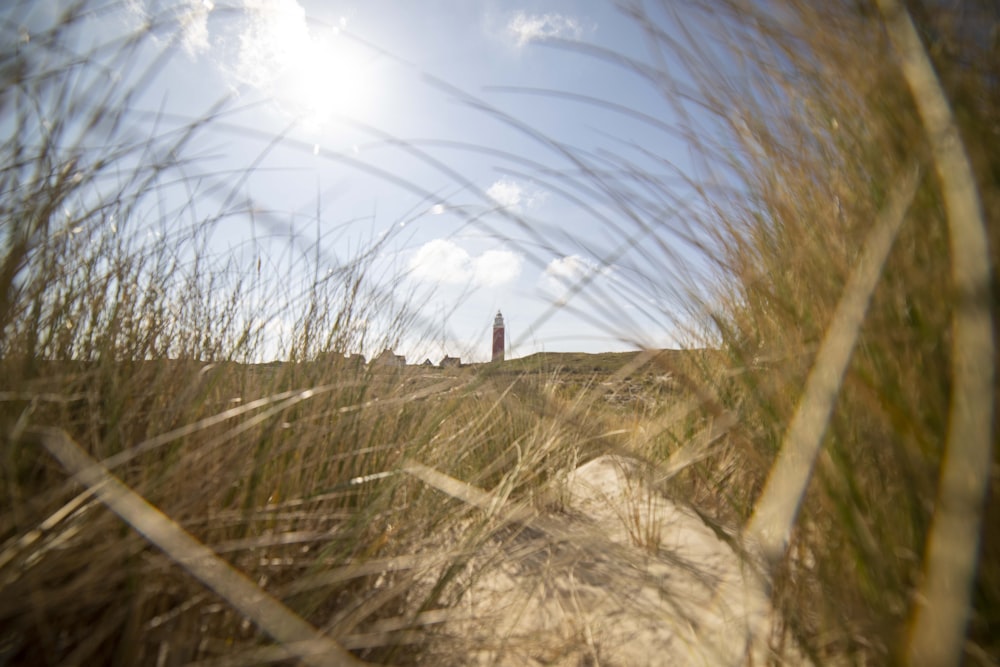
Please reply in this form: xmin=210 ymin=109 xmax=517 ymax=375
xmin=492 ymin=310 xmax=505 ymax=362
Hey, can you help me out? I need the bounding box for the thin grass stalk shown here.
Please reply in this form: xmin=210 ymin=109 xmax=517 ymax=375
xmin=745 ymin=167 xmax=920 ymax=565
xmin=30 ymin=426 xmax=369 ymax=667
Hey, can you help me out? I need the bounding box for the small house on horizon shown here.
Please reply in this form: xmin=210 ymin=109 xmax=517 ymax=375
xmin=374 ymin=349 xmax=406 ymax=367
xmin=440 ymin=355 xmax=460 ymax=368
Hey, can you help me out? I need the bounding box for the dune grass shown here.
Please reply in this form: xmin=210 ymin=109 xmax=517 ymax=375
xmin=1 ymin=0 xmax=997 ymax=665
xmin=640 ymin=1 xmax=999 ymax=662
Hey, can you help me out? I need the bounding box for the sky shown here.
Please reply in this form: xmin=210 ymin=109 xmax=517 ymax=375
xmin=9 ymin=0 xmax=732 ymax=362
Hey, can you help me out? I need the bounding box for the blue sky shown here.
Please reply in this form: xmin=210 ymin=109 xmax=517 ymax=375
xmin=12 ymin=0 xmax=729 ymax=362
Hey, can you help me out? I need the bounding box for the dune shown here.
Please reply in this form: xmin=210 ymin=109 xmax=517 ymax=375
xmin=450 ymin=455 xmax=795 ymax=665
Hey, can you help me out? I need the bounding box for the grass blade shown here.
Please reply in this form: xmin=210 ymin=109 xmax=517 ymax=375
xmin=875 ymin=1 xmax=996 ymax=663
xmin=746 ymin=167 xmax=920 ymax=565
xmin=31 ymin=427 xmax=369 ymax=667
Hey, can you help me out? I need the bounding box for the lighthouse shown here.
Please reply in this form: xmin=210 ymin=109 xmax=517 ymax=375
xmin=492 ymin=310 xmax=505 ymax=362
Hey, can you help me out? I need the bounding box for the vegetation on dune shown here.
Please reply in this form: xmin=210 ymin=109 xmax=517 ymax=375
xmin=1 ymin=0 xmax=997 ymax=665
xmin=636 ymin=0 xmax=997 ymax=662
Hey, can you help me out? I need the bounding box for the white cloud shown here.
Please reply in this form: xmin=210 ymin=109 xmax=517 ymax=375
xmin=179 ymin=0 xmax=213 ymax=57
xmin=507 ymin=11 xmax=583 ymax=47
xmin=474 ymin=249 xmax=523 ymax=287
xmin=233 ymin=0 xmax=310 ymax=90
xmin=544 ymin=254 xmax=590 ymax=286
xmin=127 ymin=0 xmax=310 ymax=81
xmin=409 ymin=239 xmax=522 ymax=287
xmin=486 ymin=178 xmax=547 ymax=212
xmin=409 ymin=239 xmax=472 ymax=284
xmin=121 ymin=0 xmax=212 ymax=58
xmin=541 ymin=254 xmax=613 ymax=302
xmin=487 ymin=178 xmax=522 ymax=209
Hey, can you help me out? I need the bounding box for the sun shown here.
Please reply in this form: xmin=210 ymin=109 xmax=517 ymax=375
xmin=234 ymin=1 xmax=375 ymax=128
xmin=275 ymin=22 xmax=373 ymax=125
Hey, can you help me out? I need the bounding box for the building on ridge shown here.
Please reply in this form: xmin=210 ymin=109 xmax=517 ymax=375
xmin=374 ymin=349 xmax=406 ymax=367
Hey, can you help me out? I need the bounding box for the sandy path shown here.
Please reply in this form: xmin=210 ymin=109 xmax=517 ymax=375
xmin=451 ymin=455 xmax=796 ymax=666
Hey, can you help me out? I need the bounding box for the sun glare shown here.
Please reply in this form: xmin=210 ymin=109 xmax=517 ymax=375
xmin=235 ymin=1 xmax=374 ymax=128
xmin=283 ymin=31 xmax=371 ymax=123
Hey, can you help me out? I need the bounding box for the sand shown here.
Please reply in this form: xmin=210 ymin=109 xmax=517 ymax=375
xmin=449 ymin=455 xmax=798 ymax=666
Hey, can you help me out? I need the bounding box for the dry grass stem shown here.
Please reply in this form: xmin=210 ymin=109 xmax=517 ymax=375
xmin=32 ymin=427 xmax=367 ymax=667
xmin=875 ymin=1 xmax=996 ymax=664
xmin=746 ymin=167 xmax=920 ymax=565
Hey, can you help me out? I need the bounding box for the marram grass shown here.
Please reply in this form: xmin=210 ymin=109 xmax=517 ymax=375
xmin=1 ymin=0 xmax=997 ymax=665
